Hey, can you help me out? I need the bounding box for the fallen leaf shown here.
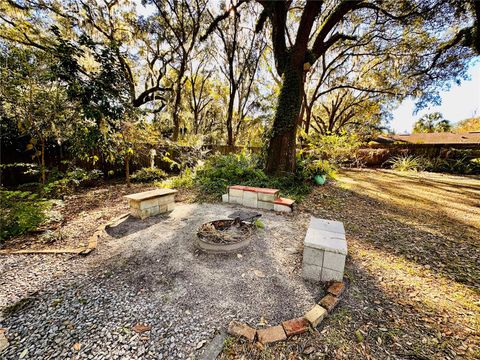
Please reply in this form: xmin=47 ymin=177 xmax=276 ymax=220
xmin=73 ymin=343 xmax=81 ymax=351
xmin=132 ymin=323 xmax=151 ymax=333
xmin=303 ymin=346 xmax=315 ymax=355
xmin=19 ymin=349 xmax=28 ymax=359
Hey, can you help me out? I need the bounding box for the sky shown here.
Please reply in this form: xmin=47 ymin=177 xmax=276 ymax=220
xmin=390 ymin=61 xmax=480 ymax=134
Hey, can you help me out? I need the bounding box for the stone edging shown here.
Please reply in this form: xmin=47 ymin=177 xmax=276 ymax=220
xmin=0 ymin=213 xmax=129 ymax=256
xmin=227 ymin=281 xmax=346 ymax=344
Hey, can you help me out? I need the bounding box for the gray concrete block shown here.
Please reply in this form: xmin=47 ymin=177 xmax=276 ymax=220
xmin=304 ymin=227 xmax=347 ymax=254
xmin=320 ymin=267 xmax=344 ymax=282
xmin=243 ymin=191 xmax=258 ymax=201
xmin=303 ymin=247 xmax=324 ymax=267
xmin=274 ymin=204 xmax=292 ymax=212
xmin=222 ymin=193 xmax=229 ymax=203
xmin=323 ymin=252 xmax=346 ymax=272
xmin=229 ymin=195 xmax=243 ymax=204
xmin=257 ymin=200 xmax=274 ymax=210
xmin=310 ymin=217 xmax=345 ymax=235
xmin=258 ymin=192 xmax=277 ymax=202
xmin=229 ymin=188 xmax=244 ymax=197
xmin=302 ymin=263 xmax=322 ymax=281
xmin=242 ymin=198 xmax=258 ymax=208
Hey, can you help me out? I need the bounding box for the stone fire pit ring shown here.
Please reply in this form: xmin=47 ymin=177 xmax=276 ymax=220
xmin=196 ymin=218 xmax=255 ymax=253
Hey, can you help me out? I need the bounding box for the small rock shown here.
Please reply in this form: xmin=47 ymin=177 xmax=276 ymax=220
xmin=253 ymin=270 xmax=265 ymax=278
xmin=0 ymin=332 xmax=9 ymax=352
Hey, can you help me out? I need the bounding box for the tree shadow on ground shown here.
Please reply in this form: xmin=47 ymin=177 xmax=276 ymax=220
xmin=105 ymin=213 xmax=172 ymax=238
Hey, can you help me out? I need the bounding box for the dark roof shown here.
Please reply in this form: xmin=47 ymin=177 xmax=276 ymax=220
xmin=374 ymin=132 xmax=480 ymax=145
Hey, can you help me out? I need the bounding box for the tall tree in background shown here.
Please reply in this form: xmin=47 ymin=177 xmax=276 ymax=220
xmin=205 ymin=0 xmax=476 ymax=174
xmin=149 ymin=0 xmax=207 ymax=141
xmin=211 ymin=1 xmax=265 ymax=147
xmin=413 ymin=112 xmax=451 ymax=133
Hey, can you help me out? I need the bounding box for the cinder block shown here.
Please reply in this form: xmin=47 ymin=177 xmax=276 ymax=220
xmin=274 ymin=204 xmax=292 ymax=212
xmin=304 ymin=227 xmax=347 ymax=254
xmin=243 ymin=191 xmax=258 ymax=201
xmin=258 ymin=192 xmax=276 ymax=202
xmin=229 ymin=188 xmax=244 ymax=197
xmin=242 ymin=198 xmax=258 ymax=208
xmin=157 ymin=194 xmax=175 ymax=205
xmin=165 ymin=203 xmax=174 ymax=211
xmin=229 ymin=196 xmax=243 ymax=204
xmin=310 ymin=217 xmax=345 ymax=235
xmin=320 ymin=268 xmax=343 ymax=282
xmin=129 ymin=199 xmax=141 ymax=209
xmin=257 ymin=200 xmax=274 ymax=210
xmin=323 ymin=252 xmax=346 ymax=272
xmin=222 ymin=193 xmax=229 ymax=203
xmin=139 ymin=197 xmax=159 ymax=210
xmin=303 ymin=247 xmax=324 ymax=267
xmin=302 ymin=263 xmax=322 ymax=281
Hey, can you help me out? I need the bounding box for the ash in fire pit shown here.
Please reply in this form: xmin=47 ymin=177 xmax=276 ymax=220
xmin=196 ymin=212 xmax=261 ymax=253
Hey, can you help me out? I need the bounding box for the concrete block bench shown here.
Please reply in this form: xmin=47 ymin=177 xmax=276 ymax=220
xmin=222 ymin=185 xmax=295 ymax=212
xmin=302 ymin=217 xmax=347 ymax=282
xmin=124 ymin=188 xmax=177 ymax=219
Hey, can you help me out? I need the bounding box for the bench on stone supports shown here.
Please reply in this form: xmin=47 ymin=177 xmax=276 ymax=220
xmin=222 ymin=185 xmax=295 ymax=212
xmin=124 ymin=188 xmax=177 ymax=219
xmin=302 ymin=216 xmax=347 ymax=282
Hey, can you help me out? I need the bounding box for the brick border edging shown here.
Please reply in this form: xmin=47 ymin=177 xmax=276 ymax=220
xmin=227 ymin=281 xmax=346 ymax=345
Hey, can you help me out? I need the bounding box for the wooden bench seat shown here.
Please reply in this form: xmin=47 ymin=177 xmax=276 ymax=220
xmin=124 ymin=188 xmax=177 ymax=219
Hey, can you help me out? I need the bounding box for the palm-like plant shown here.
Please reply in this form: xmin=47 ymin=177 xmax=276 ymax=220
xmin=413 ymin=112 xmax=451 ymax=133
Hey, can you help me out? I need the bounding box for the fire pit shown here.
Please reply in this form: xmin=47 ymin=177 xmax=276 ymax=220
xmin=196 ymin=212 xmax=260 ymax=253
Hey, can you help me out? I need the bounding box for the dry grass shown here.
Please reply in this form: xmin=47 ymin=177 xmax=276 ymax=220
xmin=221 ymin=169 xmax=480 ymax=360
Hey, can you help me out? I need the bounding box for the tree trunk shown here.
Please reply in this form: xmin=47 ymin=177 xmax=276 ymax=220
xmin=226 ymin=91 xmax=235 ymax=148
xmin=125 ymin=153 xmax=131 ymax=187
xmin=172 ymin=59 xmax=187 ymax=141
xmin=41 ymin=138 xmax=46 ymax=184
xmin=304 ymin=105 xmax=312 ymax=134
xmin=265 ymin=64 xmax=303 ymax=175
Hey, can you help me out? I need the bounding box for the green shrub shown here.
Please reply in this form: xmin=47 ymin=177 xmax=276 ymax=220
xmin=43 ymin=168 xmax=104 ymax=197
xmin=299 ymin=159 xmax=337 ymax=180
xmin=196 ymin=152 xmax=267 ymax=195
xmin=195 ymin=152 xmax=311 ymax=200
xmin=303 ymin=131 xmax=364 ymax=166
xmin=130 ymin=167 xmax=167 ymax=183
xmin=157 ymin=167 xmax=195 ymax=189
xmin=0 ymin=190 xmax=50 ymax=243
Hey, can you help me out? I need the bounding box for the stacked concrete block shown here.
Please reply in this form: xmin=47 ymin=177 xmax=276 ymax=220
xmin=222 ymin=185 xmax=295 ymax=213
xmin=125 ymin=189 xmax=177 ymax=219
xmin=302 ymin=217 xmax=347 ymax=282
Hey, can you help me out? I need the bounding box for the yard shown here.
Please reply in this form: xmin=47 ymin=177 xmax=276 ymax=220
xmin=1 ymin=169 xmax=479 ymax=359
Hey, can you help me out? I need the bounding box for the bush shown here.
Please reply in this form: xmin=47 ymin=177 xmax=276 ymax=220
xmin=0 ymin=190 xmax=50 ymax=243
xmin=303 ymin=132 xmax=364 ymax=166
xmin=131 ymin=167 xmax=167 ymax=183
xmin=386 ymin=155 xmax=426 ymax=172
xmin=196 ymin=152 xmax=267 ymax=195
xmin=299 ymin=158 xmax=337 ymax=180
xmin=195 ymin=152 xmax=311 ymax=200
xmin=157 ymin=167 xmax=195 ymax=189
xmin=43 ymin=167 xmax=104 ymax=197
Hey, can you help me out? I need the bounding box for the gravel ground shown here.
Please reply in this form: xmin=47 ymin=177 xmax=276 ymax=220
xmin=1 ymin=203 xmax=320 ymax=359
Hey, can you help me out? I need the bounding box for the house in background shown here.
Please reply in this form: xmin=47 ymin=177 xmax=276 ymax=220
xmin=372 ymin=132 xmax=480 ymax=146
